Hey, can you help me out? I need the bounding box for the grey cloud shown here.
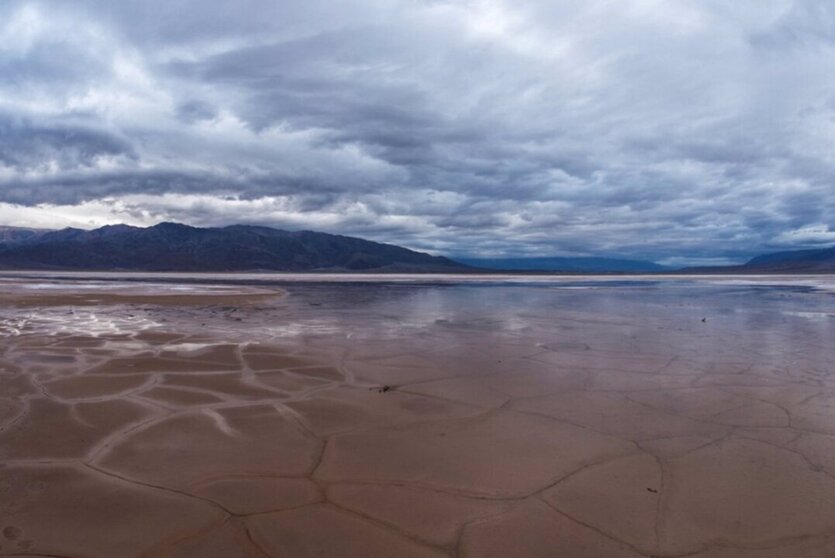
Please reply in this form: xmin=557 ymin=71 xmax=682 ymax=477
xmin=0 ymin=42 xmax=104 ymax=88
xmin=0 ymin=167 xmax=351 ymax=206
xmin=0 ymin=0 xmax=834 ymax=263
xmin=0 ymin=112 xmax=135 ymax=171
xmin=175 ymin=100 xmax=218 ymax=123
xmin=751 ymin=0 xmax=835 ymax=48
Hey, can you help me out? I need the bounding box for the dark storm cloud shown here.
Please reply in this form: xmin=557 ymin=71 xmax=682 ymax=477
xmin=0 ymin=112 xmax=135 ymax=171
xmin=751 ymin=0 xmax=835 ymax=48
xmin=174 ymin=100 xmax=218 ymax=123
xmin=1 ymin=0 xmax=834 ymax=263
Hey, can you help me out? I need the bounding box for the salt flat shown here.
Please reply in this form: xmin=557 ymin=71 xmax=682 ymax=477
xmin=1 ymin=273 xmax=835 ymax=557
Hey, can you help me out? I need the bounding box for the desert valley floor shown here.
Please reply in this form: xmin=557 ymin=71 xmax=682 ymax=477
xmin=1 ymin=273 xmax=835 ymax=557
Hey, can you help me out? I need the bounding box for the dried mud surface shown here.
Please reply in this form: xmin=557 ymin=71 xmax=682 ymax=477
xmin=2 ymin=274 xmax=835 ymax=557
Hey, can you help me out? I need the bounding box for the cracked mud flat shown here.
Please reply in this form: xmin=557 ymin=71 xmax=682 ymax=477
xmin=2 ymin=273 xmax=835 ymax=557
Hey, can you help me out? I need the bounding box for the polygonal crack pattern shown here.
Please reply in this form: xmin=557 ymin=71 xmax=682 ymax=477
xmin=1 ymin=279 xmax=835 ymax=557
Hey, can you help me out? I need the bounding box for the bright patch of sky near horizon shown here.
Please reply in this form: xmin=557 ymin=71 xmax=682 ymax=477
xmin=0 ymin=0 xmax=834 ymax=265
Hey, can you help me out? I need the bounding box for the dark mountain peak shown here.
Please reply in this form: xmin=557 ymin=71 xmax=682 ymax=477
xmin=39 ymin=227 xmax=87 ymax=242
xmin=91 ymin=224 xmax=141 ymax=238
xmin=149 ymin=221 xmax=198 ymax=234
xmin=99 ymin=224 xmax=138 ymax=232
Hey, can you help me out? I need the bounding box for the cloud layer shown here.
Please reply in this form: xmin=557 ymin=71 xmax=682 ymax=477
xmin=1 ymin=0 xmax=834 ymax=264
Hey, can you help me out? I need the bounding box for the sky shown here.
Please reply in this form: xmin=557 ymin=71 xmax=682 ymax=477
xmin=1 ymin=1 xmax=834 ymax=265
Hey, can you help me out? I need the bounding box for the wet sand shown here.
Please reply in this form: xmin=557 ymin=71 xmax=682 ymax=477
xmin=1 ymin=274 xmax=835 ymax=557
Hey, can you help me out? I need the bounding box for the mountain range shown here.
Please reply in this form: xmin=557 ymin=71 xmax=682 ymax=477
xmin=0 ymin=223 xmax=466 ymax=272
xmin=0 ymin=226 xmax=50 ymax=244
xmin=687 ymin=246 xmax=835 ymax=273
xmin=0 ymin=222 xmax=833 ymax=273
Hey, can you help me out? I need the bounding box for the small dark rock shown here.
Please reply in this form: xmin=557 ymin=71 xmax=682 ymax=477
xmin=3 ymin=526 xmax=21 ymax=541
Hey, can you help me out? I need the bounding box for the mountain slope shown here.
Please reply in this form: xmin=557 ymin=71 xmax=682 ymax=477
xmin=0 ymin=222 xmax=467 ymax=272
xmin=742 ymin=246 xmax=835 ymax=272
xmin=683 ymin=245 xmax=835 ymax=273
xmin=457 ymin=256 xmax=667 ymax=273
xmin=0 ymin=226 xmax=51 ymax=246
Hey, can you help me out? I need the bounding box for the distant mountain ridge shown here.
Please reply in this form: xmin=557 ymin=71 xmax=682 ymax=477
xmin=0 ymin=223 xmax=467 ymax=272
xmin=457 ymin=256 xmax=667 ymax=273
xmin=743 ymin=246 xmax=835 ymax=271
xmin=686 ymin=245 xmax=835 ymax=273
xmin=0 ymin=226 xmax=50 ymax=245
xmin=2 ymin=222 xmax=834 ymax=273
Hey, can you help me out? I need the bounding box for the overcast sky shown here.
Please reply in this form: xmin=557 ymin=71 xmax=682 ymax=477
xmin=1 ymin=0 xmax=834 ymax=264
